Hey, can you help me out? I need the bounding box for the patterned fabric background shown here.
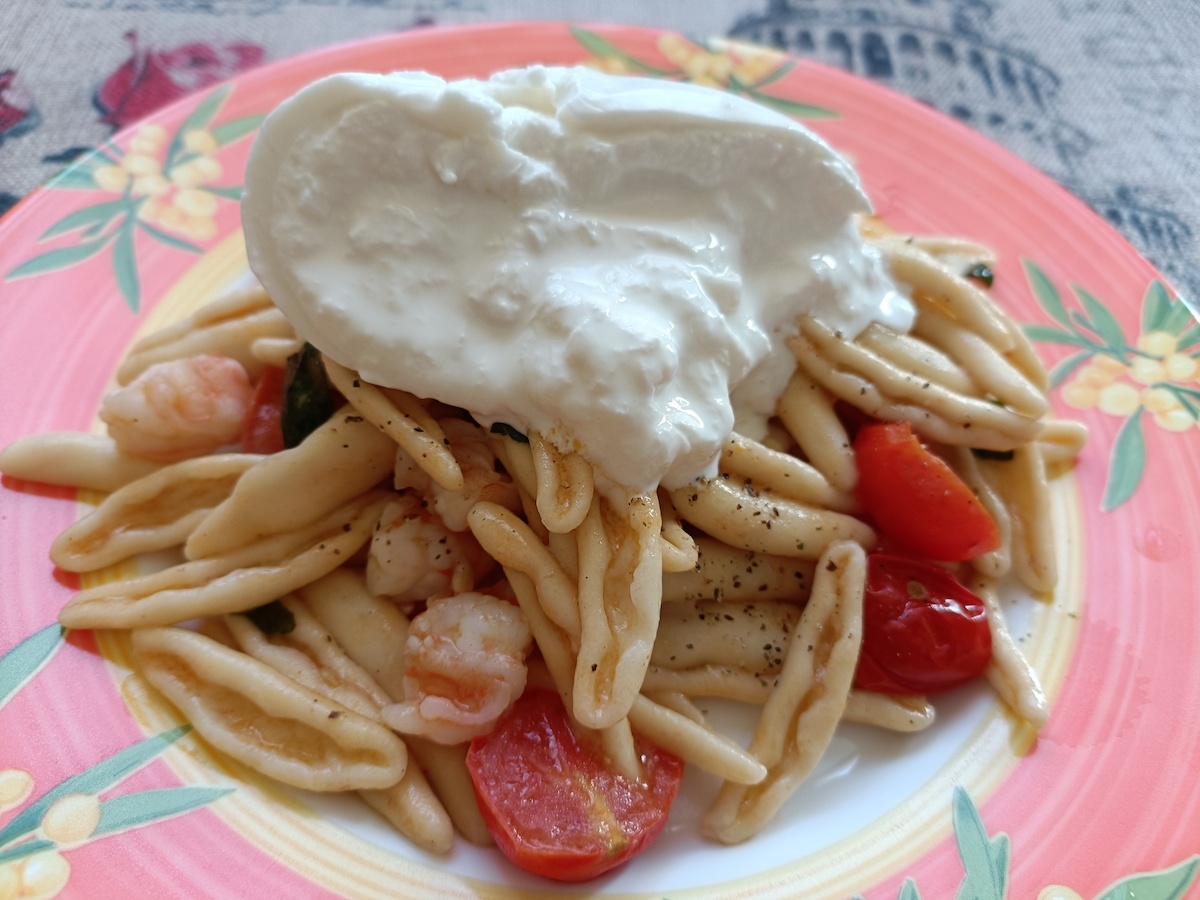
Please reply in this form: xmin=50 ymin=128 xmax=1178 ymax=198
xmin=0 ymin=0 xmax=1197 ymax=296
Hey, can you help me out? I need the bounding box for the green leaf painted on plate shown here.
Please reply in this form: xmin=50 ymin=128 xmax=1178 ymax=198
xmin=5 ymin=235 xmax=113 ymax=281
xmin=202 ymin=184 xmax=244 ymax=201
xmin=211 ymin=115 xmax=266 ymax=147
xmin=136 ymin=220 xmax=203 ymax=254
xmin=1092 ymin=855 xmax=1200 ymax=900
xmin=1074 ymin=286 xmax=1127 ymax=351
xmin=570 ymin=26 xmax=625 ymax=58
xmin=1023 ymin=324 xmax=1090 ymax=348
xmin=0 ymin=624 xmax=64 ymax=709
xmin=112 ymin=221 xmax=140 ymax=313
xmin=952 ymin=786 xmax=1008 ymax=900
xmin=1022 ymin=259 xmax=1071 ymax=328
xmin=1141 ymin=280 xmax=1173 ymax=333
xmin=1047 ymin=349 xmax=1093 ymax=389
xmin=1177 ymin=321 xmax=1200 ymax=352
xmin=0 ymin=839 xmax=56 ymax=865
xmin=42 ymin=150 xmax=116 ymax=191
xmin=40 ymin=200 xmax=130 ymax=240
xmin=898 ymin=878 xmax=923 ymax=900
xmin=44 ymin=167 xmax=106 ymax=190
xmin=1166 ymin=385 xmax=1200 ymax=420
xmin=165 ymin=84 xmax=233 ymax=167
xmin=1102 ymin=409 xmax=1145 ymax=512
xmin=745 ymin=58 xmax=796 ymax=90
xmin=569 ymin=27 xmax=672 ymax=76
xmin=1160 ymin=293 xmax=1199 ymax=336
xmin=747 ymin=91 xmax=837 ymax=119
xmin=0 ymin=726 xmax=191 ymax=849
xmin=93 ymin=786 xmax=234 ymax=837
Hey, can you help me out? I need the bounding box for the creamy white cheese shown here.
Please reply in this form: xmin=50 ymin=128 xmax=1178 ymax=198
xmin=242 ymin=66 xmax=912 ymax=491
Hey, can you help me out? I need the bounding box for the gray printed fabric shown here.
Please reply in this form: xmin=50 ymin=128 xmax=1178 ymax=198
xmin=0 ymin=0 xmax=1197 ymax=295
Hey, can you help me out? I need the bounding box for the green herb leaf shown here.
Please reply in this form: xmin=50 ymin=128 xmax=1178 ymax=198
xmin=1047 ymin=349 xmax=1093 ymax=389
xmin=5 ymin=236 xmax=113 ymax=281
xmin=0 ymin=726 xmax=192 ymax=848
xmin=243 ymin=600 xmax=296 ymax=635
xmin=112 ymin=220 xmax=141 ymax=313
xmin=41 ymin=200 xmax=130 ymax=240
xmin=952 ymin=786 xmax=1009 ymax=900
xmin=964 ymin=263 xmax=994 ymax=288
xmin=1073 ymin=286 xmax=1127 ymax=351
xmin=898 ymin=879 xmax=923 ymax=900
xmin=1093 ymin=855 xmax=1200 ymax=900
xmin=1022 ymin=259 xmax=1071 ymax=328
xmin=490 ymin=422 xmax=529 ymax=443
xmin=1102 ymin=408 xmax=1145 ymax=512
xmin=0 ymin=624 xmax=64 ymax=709
xmin=971 ymin=448 xmax=1015 ymax=461
xmin=1022 ymin=324 xmax=1088 ymax=348
xmin=211 ymin=115 xmax=266 ymax=147
xmin=282 ymin=343 xmax=335 ymax=448
xmin=93 ymin=786 xmax=234 ymax=838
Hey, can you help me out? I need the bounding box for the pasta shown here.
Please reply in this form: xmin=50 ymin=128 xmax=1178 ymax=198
xmin=0 ymin=225 xmax=1084 ymax=875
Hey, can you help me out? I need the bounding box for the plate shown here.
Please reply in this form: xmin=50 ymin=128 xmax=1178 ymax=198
xmin=1 ymin=22 xmax=1198 ymax=900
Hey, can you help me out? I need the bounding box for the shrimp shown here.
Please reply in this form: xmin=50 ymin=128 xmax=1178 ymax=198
xmin=394 ymin=418 xmax=521 ymax=532
xmin=99 ymin=354 xmax=253 ymax=462
xmin=366 ymin=495 xmax=497 ymax=602
xmin=381 ymin=592 xmax=532 ymax=745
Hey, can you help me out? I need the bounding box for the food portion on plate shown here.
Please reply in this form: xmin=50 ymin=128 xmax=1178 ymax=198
xmin=0 ymin=65 xmax=1085 ymax=882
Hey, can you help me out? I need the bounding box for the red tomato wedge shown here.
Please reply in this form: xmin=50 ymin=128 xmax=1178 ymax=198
xmin=466 ymin=688 xmax=683 ymax=882
xmin=241 ymin=366 xmax=285 ymax=454
xmin=853 ymin=421 xmax=1000 ymax=561
xmin=855 ymin=553 xmax=992 ymax=694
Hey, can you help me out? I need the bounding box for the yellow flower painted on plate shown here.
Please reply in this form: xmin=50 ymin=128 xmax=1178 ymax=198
xmin=40 ymin=794 xmax=102 ymax=846
xmin=569 ymin=27 xmax=835 ymax=119
xmin=0 ymin=770 xmax=34 ymax=813
xmin=1024 ymin=260 xmax=1199 ymax=509
xmin=0 ymin=851 xmax=71 ymax=900
xmin=83 ymin=121 xmax=226 ymax=244
xmin=1037 ymin=886 xmax=1083 ymax=900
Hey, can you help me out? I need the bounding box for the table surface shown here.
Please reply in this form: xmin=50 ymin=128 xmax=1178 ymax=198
xmin=1 ymin=1 xmax=1198 ymax=297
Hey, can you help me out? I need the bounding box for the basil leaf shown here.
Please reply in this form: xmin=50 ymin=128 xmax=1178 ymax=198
xmin=243 ymin=600 xmax=296 ymax=635
xmin=964 ymin=262 xmax=994 ymax=288
xmin=490 ymin=422 xmax=529 ymax=443
xmin=282 ymin=343 xmax=336 ymax=448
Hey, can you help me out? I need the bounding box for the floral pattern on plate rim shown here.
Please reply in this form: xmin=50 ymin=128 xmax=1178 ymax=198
xmin=1021 ymin=262 xmax=1200 ymax=511
xmin=0 ymin=625 xmax=231 ymax=899
xmin=3 ymin=84 xmax=262 ymax=313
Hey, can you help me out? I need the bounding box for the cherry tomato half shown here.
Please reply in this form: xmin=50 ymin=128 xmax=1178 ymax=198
xmin=855 ymin=553 xmax=992 ymax=695
xmin=240 ymin=365 xmax=285 ymax=454
xmin=466 ymin=688 xmax=683 ymax=882
xmin=853 ymin=421 xmax=1000 ymax=561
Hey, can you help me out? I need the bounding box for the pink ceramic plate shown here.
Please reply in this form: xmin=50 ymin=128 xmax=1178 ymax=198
xmin=1 ymin=22 xmax=1197 ymax=900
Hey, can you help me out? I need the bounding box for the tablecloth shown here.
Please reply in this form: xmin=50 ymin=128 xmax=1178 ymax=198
xmin=1 ymin=0 xmax=1197 ymax=297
